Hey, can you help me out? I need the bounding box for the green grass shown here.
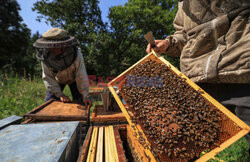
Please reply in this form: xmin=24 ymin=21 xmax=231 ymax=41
xmin=0 ymin=76 xmax=45 ymax=119
xmin=0 ymin=75 xmax=98 ymax=119
xmin=0 ymin=76 xmax=249 ymax=161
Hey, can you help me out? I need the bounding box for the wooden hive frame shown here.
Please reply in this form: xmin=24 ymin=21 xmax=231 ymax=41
xmin=126 ymin=125 xmax=150 ymax=162
xmin=78 ymin=126 xmax=127 ymax=162
xmin=108 ymin=51 xmax=250 ymax=161
xmin=23 ymin=99 xmax=90 ymax=121
xmin=90 ymin=105 xmax=127 ymax=125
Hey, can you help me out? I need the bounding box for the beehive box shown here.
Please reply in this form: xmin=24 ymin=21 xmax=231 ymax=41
xmin=77 ymin=125 xmax=127 ymax=162
xmin=0 ymin=122 xmax=80 ymax=162
xmin=24 ymin=99 xmax=89 ymax=121
xmin=91 ymin=105 xmax=127 ymax=125
xmin=108 ymin=51 xmax=250 ymax=161
xmin=23 ymin=100 xmax=90 ymax=149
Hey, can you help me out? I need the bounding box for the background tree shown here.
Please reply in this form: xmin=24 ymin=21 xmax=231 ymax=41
xmin=25 ymin=32 xmax=42 ymax=77
xmin=0 ymin=0 xmax=32 ymax=76
xmin=33 ymin=0 xmax=178 ymax=78
xmin=98 ymin=0 xmax=179 ymax=77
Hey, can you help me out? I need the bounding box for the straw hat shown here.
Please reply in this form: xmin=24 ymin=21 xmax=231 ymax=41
xmin=33 ymin=28 xmax=78 ymax=48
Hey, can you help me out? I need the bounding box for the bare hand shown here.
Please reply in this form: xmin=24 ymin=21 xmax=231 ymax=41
xmin=146 ymin=39 xmax=169 ymax=54
xmin=60 ymin=96 xmax=71 ymax=102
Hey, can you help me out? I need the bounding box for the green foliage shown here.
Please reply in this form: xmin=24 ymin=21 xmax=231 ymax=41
xmin=199 ymin=138 xmax=250 ymax=161
xmin=24 ymin=32 xmax=43 ymax=77
xmin=209 ymin=138 xmax=249 ymax=162
xmin=1 ymin=0 xmax=179 ymax=78
xmin=0 ymin=0 xmax=31 ymax=75
xmin=0 ymin=0 xmax=42 ymax=77
xmin=33 ymin=0 xmax=179 ymax=78
xmin=92 ymin=0 xmax=180 ymax=76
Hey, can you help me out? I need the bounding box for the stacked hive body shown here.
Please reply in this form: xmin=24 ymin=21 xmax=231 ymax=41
xmin=91 ymin=105 xmax=127 ymax=125
xmin=89 ymin=85 xmax=127 ymax=125
xmin=78 ymin=126 xmax=127 ymax=162
xmin=0 ymin=121 xmax=80 ymax=162
xmin=23 ymin=99 xmax=89 ymax=146
xmin=108 ymin=52 xmax=250 ymax=161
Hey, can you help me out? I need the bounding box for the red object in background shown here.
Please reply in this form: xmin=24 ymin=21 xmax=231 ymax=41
xmin=87 ymin=75 xmax=115 ymax=87
xmin=88 ymin=75 xmax=97 ymax=86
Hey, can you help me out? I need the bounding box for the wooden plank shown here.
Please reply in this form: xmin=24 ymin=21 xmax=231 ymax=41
xmin=127 ymin=125 xmax=149 ymax=162
xmin=24 ymin=99 xmax=54 ymax=116
xmin=77 ymin=127 xmax=93 ymax=162
xmin=105 ymin=126 xmax=119 ymax=162
xmin=109 ymin=126 xmax=119 ymax=162
xmin=105 ymin=126 xmax=111 ymax=162
xmin=91 ymin=116 xmax=126 ymax=122
xmin=24 ymin=114 xmax=88 ymax=121
xmin=86 ymin=127 xmax=98 ymax=162
xmin=21 ymin=118 xmax=35 ymax=124
xmin=90 ymin=105 xmax=127 ymax=124
xmin=96 ymin=127 xmax=104 ymax=162
xmin=113 ymin=127 xmax=127 ymax=162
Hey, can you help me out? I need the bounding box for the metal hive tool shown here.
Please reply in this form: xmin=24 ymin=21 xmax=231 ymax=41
xmin=108 ymin=51 xmax=250 ymax=161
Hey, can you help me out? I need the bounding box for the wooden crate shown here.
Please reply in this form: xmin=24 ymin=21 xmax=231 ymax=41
xmin=108 ymin=51 xmax=250 ymax=161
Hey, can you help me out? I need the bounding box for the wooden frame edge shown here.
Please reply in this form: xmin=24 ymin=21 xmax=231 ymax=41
xmin=196 ymin=129 xmax=249 ymax=161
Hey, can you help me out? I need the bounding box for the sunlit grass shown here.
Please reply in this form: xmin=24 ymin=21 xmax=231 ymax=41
xmin=0 ymin=76 xmax=45 ymax=119
xmin=0 ymin=75 xmax=100 ymax=119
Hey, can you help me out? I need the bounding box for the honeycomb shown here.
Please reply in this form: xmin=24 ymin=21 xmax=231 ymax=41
xmin=118 ymin=59 xmax=242 ymax=161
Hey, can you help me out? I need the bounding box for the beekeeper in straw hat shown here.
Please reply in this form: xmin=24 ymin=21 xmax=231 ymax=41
xmin=33 ymin=28 xmax=91 ymax=106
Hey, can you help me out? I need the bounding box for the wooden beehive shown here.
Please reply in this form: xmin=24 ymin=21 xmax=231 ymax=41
xmin=0 ymin=121 xmax=81 ymax=162
xmin=108 ymin=51 xmax=250 ymax=161
xmin=91 ymin=105 xmax=127 ymax=125
xmin=77 ymin=126 xmax=127 ymax=162
xmin=24 ymin=99 xmax=89 ymax=121
xmin=23 ymin=99 xmax=90 ymax=147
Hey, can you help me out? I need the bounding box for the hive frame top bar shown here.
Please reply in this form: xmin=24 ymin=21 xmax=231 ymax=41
xmin=108 ymin=51 xmax=250 ymax=161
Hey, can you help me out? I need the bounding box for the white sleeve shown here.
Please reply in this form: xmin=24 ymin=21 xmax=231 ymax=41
xmin=75 ymin=49 xmax=89 ymax=99
xmin=42 ymin=62 xmax=64 ymax=97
